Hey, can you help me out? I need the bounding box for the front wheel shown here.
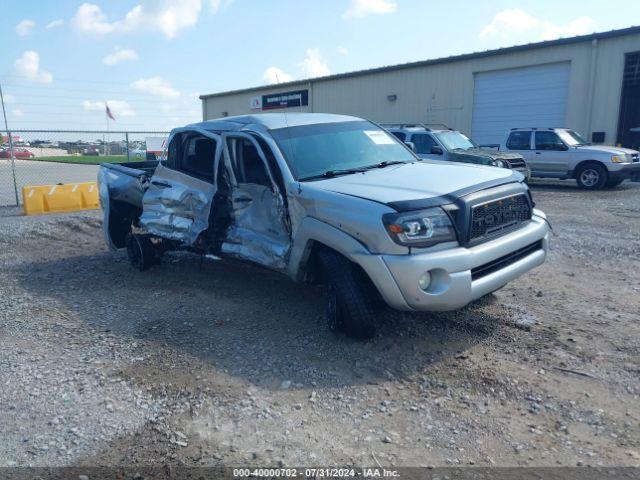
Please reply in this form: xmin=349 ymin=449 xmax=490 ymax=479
xmin=576 ymin=163 xmax=607 ymax=190
xmin=318 ymin=249 xmax=378 ymax=340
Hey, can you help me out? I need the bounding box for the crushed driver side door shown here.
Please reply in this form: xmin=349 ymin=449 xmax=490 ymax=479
xmin=139 ymin=131 xmax=221 ymax=245
xmin=220 ymin=132 xmax=291 ymax=270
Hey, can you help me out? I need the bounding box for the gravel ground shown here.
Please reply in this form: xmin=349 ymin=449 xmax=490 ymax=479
xmin=0 ymin=179 xmax=639 ymax=468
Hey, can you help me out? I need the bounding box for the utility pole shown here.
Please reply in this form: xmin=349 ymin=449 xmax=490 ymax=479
xmin=0 ymin=82 xmax=19 ymax=206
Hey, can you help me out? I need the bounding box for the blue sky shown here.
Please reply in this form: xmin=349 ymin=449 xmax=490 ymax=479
xmin=1 ymin=0 xmax=639 ymax=131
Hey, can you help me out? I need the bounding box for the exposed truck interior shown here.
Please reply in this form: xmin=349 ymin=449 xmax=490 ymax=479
xmin=100 ymin=128 xmax=291 ymax=272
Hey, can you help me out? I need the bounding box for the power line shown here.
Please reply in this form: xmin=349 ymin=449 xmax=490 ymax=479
xmin=0 ymin=73 xmax=208 ymax=91
xmin=3 ymin=83 xmax=195 ymax=98
xmin=7 ymin=103 xmax=199 ymax=112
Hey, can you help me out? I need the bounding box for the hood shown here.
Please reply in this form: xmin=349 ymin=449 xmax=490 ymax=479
xmin=304 ymin=161 xmax=520 ymax=205
xmin=576 ymin=145 xmax=639 ymax=155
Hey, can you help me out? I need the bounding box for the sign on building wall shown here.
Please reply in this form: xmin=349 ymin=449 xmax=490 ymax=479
xmin=250 ymin=90 xmax=309 ymax=111
xmin=249 ymin=96 xmax=262 ymax=110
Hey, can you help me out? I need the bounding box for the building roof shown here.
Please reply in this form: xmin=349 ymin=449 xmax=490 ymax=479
xmin=191 ymin=113 xmax=361 ymax=131
xmin=200 ymin=25 xmax=640 ymax=100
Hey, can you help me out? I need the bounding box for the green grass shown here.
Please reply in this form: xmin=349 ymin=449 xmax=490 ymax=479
xmin=29 ymin=155 xmax=145 ymax=165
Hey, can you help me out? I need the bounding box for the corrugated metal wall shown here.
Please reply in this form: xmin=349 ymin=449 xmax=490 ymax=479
xmin=202 ymin=32 xmax=640 ymax=146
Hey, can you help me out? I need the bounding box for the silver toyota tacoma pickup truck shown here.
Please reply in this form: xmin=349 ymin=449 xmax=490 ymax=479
xmin=98 ymin=113 xmax=549 ymax=339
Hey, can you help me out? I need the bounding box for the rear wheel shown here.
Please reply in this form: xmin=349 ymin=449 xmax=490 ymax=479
xmin=126 ymin=233 xmax=157 ymax=271
xmin=318 ymin=249 xmax=378 ymax=340
xmin=576 ymin=163 xmax=607 ymax=190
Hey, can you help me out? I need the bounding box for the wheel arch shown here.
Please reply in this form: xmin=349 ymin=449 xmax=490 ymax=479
xmin=287 ymin=217 xmax=372 ymax=282
xmin=105 ymin=199 xmax=141 ymax=249
xmin=572 ymin=159 xmax=609 ymax=179
xmin=287 ymin=217 xmax=409 ymax=310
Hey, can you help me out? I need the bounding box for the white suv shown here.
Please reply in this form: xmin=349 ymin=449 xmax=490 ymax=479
xmin=500 ymin=127 xmax=640 ymax=189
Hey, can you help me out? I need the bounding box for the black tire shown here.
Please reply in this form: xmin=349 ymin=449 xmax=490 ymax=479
xmin=576 ymin=163 xmax=607 ymax=190
xmin=318 ymin=249 xmax=378 ymax=340
xmin=126 ymin=233 xmax=156 ymax=271
xmin=605 ymin=177 xmax=624 ymax=188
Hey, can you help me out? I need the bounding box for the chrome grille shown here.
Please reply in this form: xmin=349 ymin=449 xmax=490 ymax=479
xmin=631 ymin=153 xmax=639 ymax=163
xmin=506 ymin=158 xmax=527 ymax=169
xmin=470 ymin=194 xmax=532 ymax=242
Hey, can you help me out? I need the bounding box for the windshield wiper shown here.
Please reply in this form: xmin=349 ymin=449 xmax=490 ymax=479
xmin=362 ymin=160 xmax=407 ymax=170
xmin=300 ymin=168 xmax=368 ymax=181
xmin=300 ymin=161 xmax=408 ymax=181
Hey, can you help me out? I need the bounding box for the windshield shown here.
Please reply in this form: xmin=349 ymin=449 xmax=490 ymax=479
xmin=270 ymin=121 xmax=416 ymax=180
xmin=557 ymin=129 xmax=589 ymax=146
xmin=434 ymin=131 xmax=476 ymax=151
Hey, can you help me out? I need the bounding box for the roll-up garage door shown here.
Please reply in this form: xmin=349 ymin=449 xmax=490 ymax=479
xmin=471 ymin=62 xmax=571 ymax=145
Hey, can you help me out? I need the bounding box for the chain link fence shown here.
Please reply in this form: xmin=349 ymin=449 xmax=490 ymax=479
xmin=0 ymin=130 xmax=169 ymax=206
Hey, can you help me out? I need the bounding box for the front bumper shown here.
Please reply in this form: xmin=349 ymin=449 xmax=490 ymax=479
xmin=609 ymin=162 xmax=640 ymax=182
xmin=515 ymin=166 xmax=531 ymax=181
xmin=356 ymin=212 xmax=549 ymax=311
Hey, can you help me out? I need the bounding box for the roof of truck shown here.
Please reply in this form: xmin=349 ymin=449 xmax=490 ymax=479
xmin=191 ymin=113 xmax=361 ymax=132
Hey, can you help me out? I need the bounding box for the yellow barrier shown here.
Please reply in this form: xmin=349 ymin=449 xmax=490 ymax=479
xmin=22 ymin=182 xmax=100 ymax=216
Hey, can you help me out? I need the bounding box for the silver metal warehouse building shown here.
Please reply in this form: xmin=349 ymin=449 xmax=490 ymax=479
xmin=200 ymin=26 xmax=640 ymax=149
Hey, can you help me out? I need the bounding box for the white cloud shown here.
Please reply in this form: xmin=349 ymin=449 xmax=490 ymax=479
xmin=480 ymin=9 xmax=595 ymax=41
xmin=46 ymin=19 xmax=64 ymax=30
xmin=16 ymin=19 xmax=36 ymax=36
xmin=12 ymin=109 xmax=24 ymax=117
xmin=342 ymin=0 xmax=396 ymax=19
xmin=102 ymin=47 xmax=138 ymax=66
xmin=151 ymin=0 xmax=202 ymax=38
xmin=3 ymin=94 xmax=16 ymax=104
xmin=539 ymin=16 xmax=595 ymax=40
xmin=299 ymin=49 xmax=330 ymax=78
xmin=262 ymin=49 xmax=331 ymax=84
xmin=130 ymin=76 xmax=181 ymax=99
xmin=71 ymin=1 xmax=203 ymax=39
xmin=71 ymin=3 xmax=142 ymax=34
xmin=13 ymin=51 xmax=53 ymax=84
xmin=263 ymin=66 xmax=294 ymax=85
xmin=479 ymin=9 xmax=539 ymax=39
xmin=82 ymin=100 xmax=135 ymax=117
xmin=337 ymin=46 xmax=349 ymax=55
xmin=210 ymin=0 xmax=234 ymax=13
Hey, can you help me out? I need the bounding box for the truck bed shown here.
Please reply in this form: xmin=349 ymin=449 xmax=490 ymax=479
xmin=99 ymin=160 xmax=159 ymax=208
xmin=101 ymin=161 xmax=159 ymax=177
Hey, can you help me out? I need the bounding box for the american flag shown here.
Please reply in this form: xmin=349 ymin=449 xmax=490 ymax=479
xmin=105 ymin=103 xmax=115 ymax=121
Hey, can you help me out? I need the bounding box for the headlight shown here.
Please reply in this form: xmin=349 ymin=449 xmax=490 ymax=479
xmin=382 ymin=207 xmax=457 ymax=248
xmin=493 ymin=159 xmax=506 ymax=168
xmin=612 ymin=154 xmax=630 ymax=163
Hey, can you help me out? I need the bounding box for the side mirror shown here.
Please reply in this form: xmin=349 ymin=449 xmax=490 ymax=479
xmin=404 ymin=141 xmax=416 ymax=152
xmin=431 ymin=145 xmax=443 ymax=155
xmin=558 ymin=144 xmax=569 ymax=151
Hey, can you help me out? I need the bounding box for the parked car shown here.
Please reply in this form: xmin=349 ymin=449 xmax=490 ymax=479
xmin=498 ymin=127 xmax=640 ymax=189
xmin=0 ymin=147 xmax=35 ymax=159
xmin=129 ymin=147 xmax=146 ymax=158
xmin=383 ymin=124 xmax=530 ymax=179
xmin=82 ymin=147 xmax=100 ymax=156
xmin=98 ymin=113 xmax=549 ymax=339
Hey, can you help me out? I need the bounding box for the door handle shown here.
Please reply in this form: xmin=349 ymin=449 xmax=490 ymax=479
xmin=234 ymin=197 xmax=252 ymax=203
xmin=535 ymin=152 xmax=541 ymax=154
xmin=151 ymin=180 xmax=172 ymax=188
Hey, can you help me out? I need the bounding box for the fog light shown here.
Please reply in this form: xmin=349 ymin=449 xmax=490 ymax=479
xmin=418 ymin=271 xmax=432 ymax=291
